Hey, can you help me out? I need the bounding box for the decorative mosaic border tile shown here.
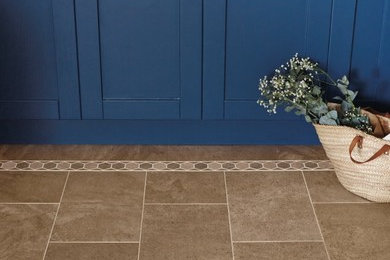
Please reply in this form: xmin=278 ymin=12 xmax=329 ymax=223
xmin=0 ymin=160 xmax=333 ymax=172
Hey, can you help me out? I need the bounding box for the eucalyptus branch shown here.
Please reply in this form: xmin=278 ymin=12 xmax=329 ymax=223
xmin=257 ymin=54 xmax=373 ymax=134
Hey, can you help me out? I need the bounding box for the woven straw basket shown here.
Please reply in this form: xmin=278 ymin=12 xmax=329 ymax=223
xmin=314 ymin=119 xmax=390 ymax=202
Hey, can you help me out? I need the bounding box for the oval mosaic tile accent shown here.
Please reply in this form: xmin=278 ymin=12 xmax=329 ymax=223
xmin=0 ymin=160 xmax=334 ymax=171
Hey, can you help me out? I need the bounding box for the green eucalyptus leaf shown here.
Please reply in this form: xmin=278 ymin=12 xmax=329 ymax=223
xmin=341 ymin=101 xmax=351 ymax=112
xmin=347 ymin=90 xmax=358 ymax=100
xmin=295 ymin=110 xmax=306 ymax=116
xmin=312 ymin=86 xmax=321 ymax=95
xmin=341 ymin=75 xmax=350 ymax=85
xmin=328 ymin=110 xmax=338 ymax=120
xmin=337 ymin=83 xmax=348 ymax=95
xmin=304 ymin=115 xmax=312 ymax=123
xmin=312 ymin=103 xmax=328 ymax=115
xmin=319 ymin=116 xmax=338 ymax=126
xmin=284 ymin=106 xmax=295 ymax=112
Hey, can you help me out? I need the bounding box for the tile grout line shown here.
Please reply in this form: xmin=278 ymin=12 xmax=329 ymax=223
xmin=313 ymin=201 xmax=371 ymax=204
xmin=224 ymin=171 xmax=235 ymax=260
xmin=233 ymin=240 xmax=325 ymax=243
xmin=0 ymin=202 xmax=60 ymax=205
xmin=42 ymin=171 xmax=70 ymax=260
xmin=137 ymin=171 xmax=148 ymax=260
xmin=49 ymin=241 xmax=139 ymax=244
xmin=301 ymin=171 xmax=331 ymax=260
xmin=144 ymin=202 xmax=228 ymax=205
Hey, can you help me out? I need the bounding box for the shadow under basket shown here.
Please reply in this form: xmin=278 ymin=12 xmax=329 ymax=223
xmin=314 ymin=124 xmax=390 ymax=202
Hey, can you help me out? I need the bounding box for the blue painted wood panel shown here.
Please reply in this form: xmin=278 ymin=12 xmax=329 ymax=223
xmin=0 ymin=0 xmax=80 ymax=119
xmin=328 ymin=0 xmax=390 ymax=112
xmin=350 ymin=0 xmax=390 ymax=110
xmin=203 ymin=0 xmax=226 ymax=119
xmin=0 ymin=101 xmax=58 ymax=120
xmin=0 ymin=120 xmax=320 ymax=144
xmin=75 ymin=0 xmax=103 ymax=119
xmin=0 ymin=0 xmax=389 ymax=144
xmin=0 ymin=0 xmax=57 ymax=100
xmin=99 ymin=0 xmax=180 ymax=99
xmin=203 ymin=0 xmax=333 ymax=120
xmin=76 ymin=0 xmax=202 ymax=120
xmin=104 ymin=100 xmax=180 ymax=119
xmin=52 ymin=0 xmax=81 ymax=119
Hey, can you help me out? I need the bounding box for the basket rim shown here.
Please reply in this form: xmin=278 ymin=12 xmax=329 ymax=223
xmin=313 ymin=123 xmax=390 ymax=145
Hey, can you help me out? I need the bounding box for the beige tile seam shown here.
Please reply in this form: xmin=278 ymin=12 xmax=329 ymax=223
xmin=0 ymin=202 xmax=60 ymax=205
xmin=49 ymin=241 xmax=139 ymax=244
xmin=42 ymin=171 xmax=70 ymax=260
xmin=224 ymin=171 xmax=235 ymax=260
xmin=312 ymin=201 xmax=371 ymax=204
xmin=137 ymin=171 xmax=147 ymax=260
xmin=144 ymin=203 xmax=228 ymax=205
xmin=233 ymin=240 xmax=324 ymax=243
xmin=301 ymin=171 xmax=331 ymax=260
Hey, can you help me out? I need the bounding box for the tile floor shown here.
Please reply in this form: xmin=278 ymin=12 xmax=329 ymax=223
xmin=0 ymin=145 xmax=389 ymax=260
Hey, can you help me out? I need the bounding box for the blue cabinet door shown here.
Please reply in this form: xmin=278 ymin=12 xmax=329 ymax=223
xmin=75 ymin=0 xmax=202 ymax=119
xmin=0 ymin=0 xmax=80 ymax=119
xmin=203 ymin=0 xmax=333 ymax=120
xmin=328 ymin=0 xmax=390 ymax=111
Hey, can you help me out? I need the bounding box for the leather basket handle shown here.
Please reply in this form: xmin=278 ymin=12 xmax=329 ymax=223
xmin=349 ymin=135 xmax=390 ymax=164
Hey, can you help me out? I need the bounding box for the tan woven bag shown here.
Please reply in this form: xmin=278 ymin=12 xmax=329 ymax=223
xmin=314 ymin=113 xmax=390 ymax=202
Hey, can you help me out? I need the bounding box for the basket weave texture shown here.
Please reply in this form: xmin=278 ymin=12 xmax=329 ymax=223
xmin=314 ymin=122 xmax=390 ymax=202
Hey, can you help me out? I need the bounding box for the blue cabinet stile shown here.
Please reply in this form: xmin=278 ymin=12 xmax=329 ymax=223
xmin=0 ymin=0 xmax=389 ymax=144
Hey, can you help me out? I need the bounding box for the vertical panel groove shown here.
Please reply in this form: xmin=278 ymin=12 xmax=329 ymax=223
xmin=52 ymin=0 xmax=81 ymax=119
xmin=96 ymin=0 xmax=105 ymax=118
xmin=326 ymin=0 xmax=335 ymax=71
xmin=347 ymin=0 xmax=359 ymax=79
xmin=375 ymin=0 xmax=389 ymax=101
xmin=222 ymin=0 xmax=228 ymax=119
xmin=178 ymin=0 xmax=182 ymax=117
xmin=201 ymin=0 xmax=204 ymax=119
xmin=304 ymin=0 xmax=310 ymax=56
xmin=50 ymin=0 xmax=59 ymax=103
xmin=73 ymin=0 xmax=83 ymax=119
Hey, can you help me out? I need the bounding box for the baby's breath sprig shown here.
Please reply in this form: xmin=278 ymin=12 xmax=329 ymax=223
xmin=257 ymin=54 xmax=373 ymax=134
xmin=257 ymin=53 xmax=326 ymax=123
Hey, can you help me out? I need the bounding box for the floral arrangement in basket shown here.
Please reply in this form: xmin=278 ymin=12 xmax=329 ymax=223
xmin=257 ymin=53 xmax=389 ymax=139
xmin=257 ymin=54 xmax=390 ymax=202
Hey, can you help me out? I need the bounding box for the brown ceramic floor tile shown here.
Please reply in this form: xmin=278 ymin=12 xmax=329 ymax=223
xmin=139 ymin=205 xmax=232 ymax=260
xmin=0 ymin=145 xmax=327 ymax=160
xmin=62 ymin=171 xmax=145 ymax=203
xmin=0 ymin=204 xmax=57 ymax=260
xmin=234 ymin=242 xmax=328 ymax=260
xmin=315 ymin=204 xmax=390 ymax=260
xmin=0 ymin=171 xmax=67 ymax=203
xmin=45 ymin=243 xmax=138 ymax=260
xmin=304 ymin=171 xmax=367 ymax=203
xmin=145 ymin=171 xmax=226 ymax=203
xmin=51 ymin=202 xmax=141 ymax=241
xmin=52 ymin=172 xmax=145 ymax=241
xmin=226 ymin=172 xmax=321 ymax=241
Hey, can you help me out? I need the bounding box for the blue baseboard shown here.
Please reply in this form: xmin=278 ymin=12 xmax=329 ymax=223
xmin=0 ymin=120 xmax=320 ymax=144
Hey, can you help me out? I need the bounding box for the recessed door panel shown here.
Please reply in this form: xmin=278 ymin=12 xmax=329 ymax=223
xmin=350 ymin=0 xmax=390 ymax=109
xmin=203 ymin=0 xmax=332 ymax=120
xmin=0 ymin=0 xmax=80 ymax=119
xmin=76 ymin=0 xmax=202 ymax=119
xmin=99 ymin=0 xmax=180 ymax=99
